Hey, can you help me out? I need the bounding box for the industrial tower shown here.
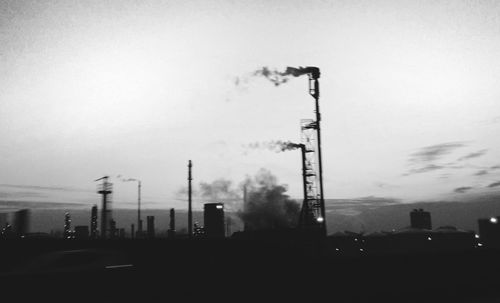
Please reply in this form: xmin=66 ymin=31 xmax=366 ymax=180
xmin=295 ymin=67 xmax=327 ymax=235
xmin=96 ymin=176 xmax=113 ymax=239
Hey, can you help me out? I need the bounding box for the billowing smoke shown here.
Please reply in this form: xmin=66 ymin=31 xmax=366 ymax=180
xmin=175 ymin=179 xmax=241 ymax=210
xmin=236 ymin=66 xmax=320 ymax=87
xmin=246 ymin=140 xmax=303 ymax=152
xmin=238 ymin=169 xmax=300 ymax=230
xmin=199 ymin=179 xmax=241 ymax=208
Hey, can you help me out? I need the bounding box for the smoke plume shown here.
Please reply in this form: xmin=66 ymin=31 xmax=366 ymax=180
xmin=238 ymin=169 xmax=300 ymax=230
xmin=235 ymin=66 xmax=319 ymax=87
xmin=117 ymin=175 xmax=138 ymax=182
xmin=199 ymin=179 xmax=241 ymax=206
xmin=175 ymin=179 xmax=241 ymax=210
xmin=246 ymin=140 xmax=303 ymax=153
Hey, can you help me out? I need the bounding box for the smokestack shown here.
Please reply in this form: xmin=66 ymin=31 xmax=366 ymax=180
xmin=137 ymin=180 xmax=142 ymax=236
xmin=188 ymin=160 xmax=193 ymax=238
xmin=168 ymin=208 xmax=176 ymax=238
xmin=131 ymin=223 xmax=135 ymax=239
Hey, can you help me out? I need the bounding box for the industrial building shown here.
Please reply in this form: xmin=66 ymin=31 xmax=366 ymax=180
xmin=13 ymin=209 xmax=30 ymax=237
xmin=147 ymin=216 xmax=155 ymax=238
xmin=410 ymin=208 xmax=432 ymax=230
xmin=204 ymin=203 xmax=225 ymax=238
xmin=478 ymin=216 xmax=500 ymax=247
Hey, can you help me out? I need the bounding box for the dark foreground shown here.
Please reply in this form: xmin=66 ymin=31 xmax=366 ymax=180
xmin=0 ymin=238 xmax=499 ymax=302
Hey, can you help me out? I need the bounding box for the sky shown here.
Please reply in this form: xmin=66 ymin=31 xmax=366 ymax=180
xmin=1 ymin=0 xmax=500 ymax=210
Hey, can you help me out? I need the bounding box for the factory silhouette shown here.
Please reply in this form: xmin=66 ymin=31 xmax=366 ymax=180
xmin=1 ymin=67 xmax=500 ymax=301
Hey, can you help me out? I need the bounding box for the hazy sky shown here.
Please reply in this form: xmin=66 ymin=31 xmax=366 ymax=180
xmin=1 ymin=0 xmax=500 ymax=210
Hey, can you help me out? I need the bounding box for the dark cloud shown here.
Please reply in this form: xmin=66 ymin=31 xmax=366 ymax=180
xmin=409 ymin=142 xmax=467 ymax=163
xmin=491 ymin=165 xmax=500 ymax=170
xmin=454 ymin=186 xmax=473 ymax=194
xmin=458 ymin=149 xmax=488 ymax=161
xmin=488 ymin=181 xmax=500 ymax=188
xmin=474 ymin=170 xmax=489 ymax=176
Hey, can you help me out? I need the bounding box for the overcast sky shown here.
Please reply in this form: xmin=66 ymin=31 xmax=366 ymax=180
xmin=1 ymin=0 xmax=500 ymax=210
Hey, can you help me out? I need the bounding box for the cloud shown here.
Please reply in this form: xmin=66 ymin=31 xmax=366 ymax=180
xmin=474 ymin=170 xmax=489 ymax=176
xmin=404 ymin=164 xmax=446 ymax=175
xmin=325 ymin=196 xmax=401 ymax=211
xmin=0 ymin=200 xmax=88 ymax=210
xmin=491 ymin=165 xmax=500 ymax=170
xmin=409 ymin=142 xmax=467 ymax=163
xmin=458 ymin=149 xmax=488 ymax=161
xmin=454 ymin=186 xmax=473 ymax=194
xmin=487 ymin=181 xmax=500 ymax=188
xmin=0 ymin=184 xmax=93 ymax=193
xmin=0 ymin=191 xmax=48 ymax=199
xmin=373 ymin=182 xmax=399 ymax=189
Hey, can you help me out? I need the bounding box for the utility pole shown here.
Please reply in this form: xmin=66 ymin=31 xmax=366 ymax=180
xmin=188 ymin=160 xmax=193 ymax=238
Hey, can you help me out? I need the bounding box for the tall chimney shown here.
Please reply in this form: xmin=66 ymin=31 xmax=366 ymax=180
xmin=188 ymin=160 xmax=193 ymax=238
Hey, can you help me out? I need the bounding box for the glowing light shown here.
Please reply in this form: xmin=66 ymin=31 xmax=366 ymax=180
xmin=427 ymin=237 xmax=432 ymax=241
xmin=490 ymin=217 xmax=498 ymax=224
xmin=335 ymin=248 xmax=340 ymax=251
xmin=359 ymin=248 xmax=364 ymax=252
xmin=475 ymin=234 xmax=480 ymax=239
xmin=216 ymin=205 xmax=223 ymax=209
xmin=478 ymin=243 xmax=483 ymax=247
xmin=316 ymin=217 xmax=324 ymax=223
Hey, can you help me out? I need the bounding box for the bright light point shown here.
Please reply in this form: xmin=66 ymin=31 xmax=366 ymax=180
xmin=359 ymin=249 xmax=364 ymax=252
xmin=475 ymin=234 xmax=480 ymax=239
xmin=490 ymin=217 xmax=498 ymax=224
xmin=316 ymin=217 xmax=324 ymax=223
xmin=427 ymin=237 xmax=432 ymax=241
xmin=354 ymin=238 xmax=358 ymax=242
xmin=335 ymin=248 xmax=340 ymax=251
xmin=216 ymin=205 xmax=223 ymax=209
xmin=478 ymin=243 xmax=483 ymax=247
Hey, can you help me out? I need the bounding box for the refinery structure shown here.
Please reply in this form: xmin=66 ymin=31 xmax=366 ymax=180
xmin=0 ymin=66 xmax=496 ymax=253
